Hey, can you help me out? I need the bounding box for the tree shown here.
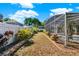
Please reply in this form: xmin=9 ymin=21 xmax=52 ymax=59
xmin=24 ymin=18 xmax=41 ymax=27
xmin=32 ymin=18 xmax=41 ymax=27
xmin=3 ymin=18 xmax=11 ymax=22
xmin=24 ymin=18 xmax=33 ymax=26
xmin=0 ymin=14 xmax=3 ymax=22
xmin=40 ymin=22 xmax=45 ymax=26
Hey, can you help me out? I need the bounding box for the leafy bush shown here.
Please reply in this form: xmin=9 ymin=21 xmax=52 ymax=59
xmin=16 ymin=29 xmax=32 ymax=40
xmin=32 ymin=27 xmax=38 ymax=34
xmin=42 ymin=30 xmax=48 ymax=35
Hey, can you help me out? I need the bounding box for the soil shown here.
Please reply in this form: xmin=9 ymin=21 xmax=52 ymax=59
xmin=14 ymin=32 xmax=79 ymax=56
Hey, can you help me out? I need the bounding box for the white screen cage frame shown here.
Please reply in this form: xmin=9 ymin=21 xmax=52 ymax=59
xmin=45 ymin=12 xmax=79 ymax=47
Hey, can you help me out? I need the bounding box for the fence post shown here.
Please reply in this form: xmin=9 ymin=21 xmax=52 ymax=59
xmin=64 ymin=13 xmax=68 ymax=47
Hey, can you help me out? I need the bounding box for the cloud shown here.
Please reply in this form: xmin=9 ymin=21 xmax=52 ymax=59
xmin=9 ymin=10 xmax=39 ymax=23
xmin=18 ymin=3 xmax=33 ymax=8
xmin=50 ymin=13 xmax=54 ymax=16
xmin=50 ymin=8 xmax=73 ymax=16
xmin=13 ymin=0 xmax=33 ymax=8
xmin=0 ymin=0 xmax=33 ymax=8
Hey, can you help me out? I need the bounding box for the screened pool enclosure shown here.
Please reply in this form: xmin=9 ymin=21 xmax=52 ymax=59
xmin=45 ymin=12 xmax=79 ymax=46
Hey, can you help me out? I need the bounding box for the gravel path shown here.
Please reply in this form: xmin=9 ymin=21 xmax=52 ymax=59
xmin=14 ymin=32 xmax=79 ymax=56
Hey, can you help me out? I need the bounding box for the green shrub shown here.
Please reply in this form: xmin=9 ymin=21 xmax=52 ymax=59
xmin=16 ymin=29 xmax=32 ymax=40
xmin=32 ymin=27 xmax=38 ymax=34
xmin=42 ymin=30 xmax=48 ymax=35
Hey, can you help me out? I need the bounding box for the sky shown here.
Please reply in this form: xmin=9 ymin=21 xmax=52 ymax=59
xmin=0 ymin=3 xmax=79 ymax=23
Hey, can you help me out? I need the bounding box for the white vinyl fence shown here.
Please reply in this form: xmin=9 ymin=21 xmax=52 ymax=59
xmin=0 ymin=23 xmax=23 ymax=34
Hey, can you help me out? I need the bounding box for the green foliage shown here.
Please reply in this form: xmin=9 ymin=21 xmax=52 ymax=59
xmin=24 ymin=18 xmax=41 ymax=27
xmin=42 ymin=29 xmax=46 ymax=32
xmin=24 ymin=18 xmax=33 ymax=26
xmin=16 ymin=29 xmax=32 ymax=40
xmin=4 ymin=18 xmax=11 ymax=21
xmin=32 ymin=18 xmax=41 ymax=27
xmin=32 ymin=27 xmax=38 ymax=34
xmin=42 ymin=29 xmax=48 ymax=35
xmin=40 ymin=22 xmax=45 ymax=26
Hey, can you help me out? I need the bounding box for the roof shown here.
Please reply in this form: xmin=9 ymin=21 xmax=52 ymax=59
xmin=6 ymin=19 xmax=23 ymax=26
xmin=45 ymin=12 xmax=79 ymax=25
xmin=46 ymin=14 xmax=63 ymax=24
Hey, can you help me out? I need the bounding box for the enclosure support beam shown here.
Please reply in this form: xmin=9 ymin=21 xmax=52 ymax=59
xmin=54 ymin=16 xmax=55 ymax=33
xmin=55 ymin=25 xmax=58 ymax=34
xmin=64 ymin=13 xmax=68 ymax=47
xmin=50 ymin=24 xmax=51 ymax=32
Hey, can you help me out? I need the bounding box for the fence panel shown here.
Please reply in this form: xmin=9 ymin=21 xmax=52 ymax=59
xmin=0 ymin=23 xmax=23 ymax=46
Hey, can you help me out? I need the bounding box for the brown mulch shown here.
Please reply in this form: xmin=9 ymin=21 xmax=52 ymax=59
xmin=14 ymin=32 xmax=79 ymax=56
